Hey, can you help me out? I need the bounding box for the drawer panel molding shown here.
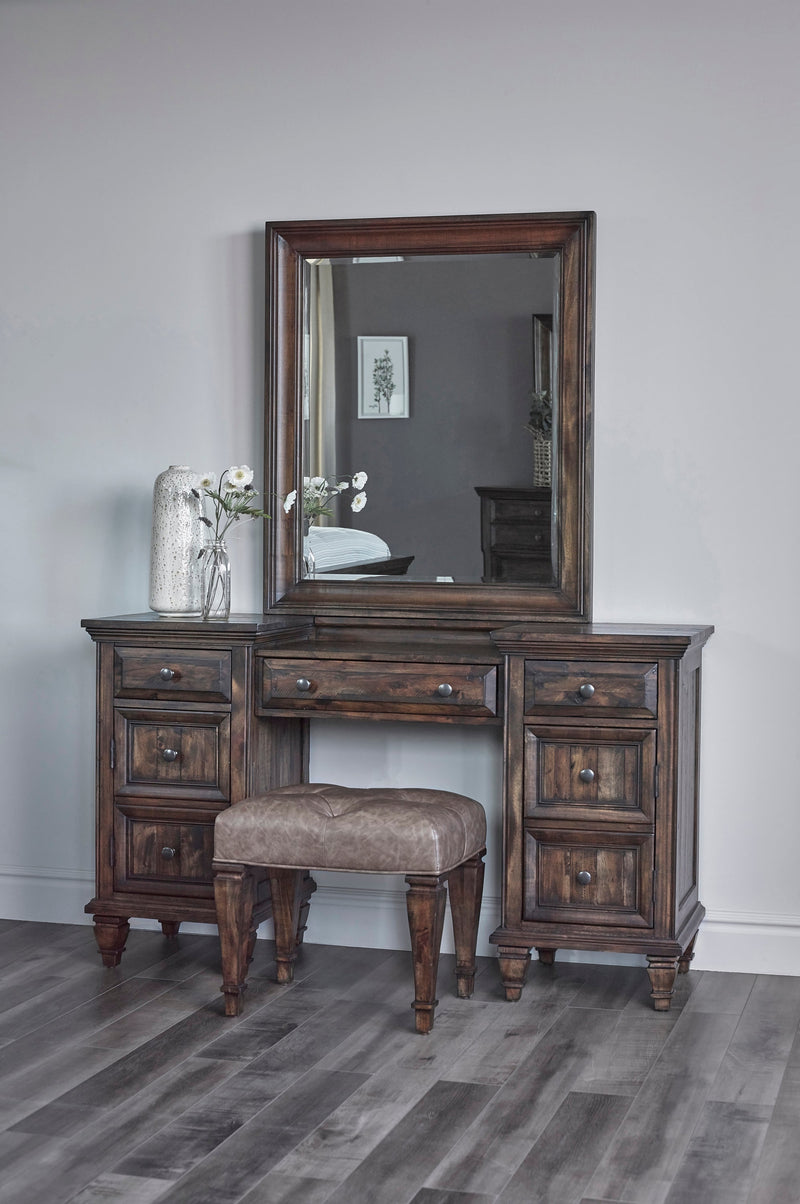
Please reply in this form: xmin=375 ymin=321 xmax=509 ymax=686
xmin=114 ymin=647 xmax=232 ymax=702
xmin=525 ymin=659 xmax=658 ymax=717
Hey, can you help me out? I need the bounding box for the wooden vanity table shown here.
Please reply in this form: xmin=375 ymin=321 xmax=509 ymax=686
xmin=82 ymin=211 xmax=712 ymax=1009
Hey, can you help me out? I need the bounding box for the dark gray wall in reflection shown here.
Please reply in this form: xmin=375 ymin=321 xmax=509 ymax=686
xmin=327 ymin=256 xmax=555 ymax=579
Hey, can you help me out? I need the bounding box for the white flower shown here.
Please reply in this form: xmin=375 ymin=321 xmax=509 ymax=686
xmin=197 ymin=471 xmax=217 ymax=490
xmin=352 ymin=471 xmax=368 ymax=490
xmin=351 ymin=491 xmax=367 ymax=513
xmin=283 ymin=490 xmax=297 ymax=513
xmin=225 ymin=465 xmax=254 ymax=490
xmin=308 ymin=476 xmax=326 ymax=490
xmin=335 ymin=481 xmax=350 ymax=492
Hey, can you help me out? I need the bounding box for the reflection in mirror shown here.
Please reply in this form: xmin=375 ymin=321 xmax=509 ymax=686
xmin=303 ymin=254 xmax=559 ymax=583
xmin=264 ymin=212 xmax=594 ymax=624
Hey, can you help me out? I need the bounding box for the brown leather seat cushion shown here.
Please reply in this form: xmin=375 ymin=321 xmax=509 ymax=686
xmin=214 ymin=783 xmax=486 ymax=875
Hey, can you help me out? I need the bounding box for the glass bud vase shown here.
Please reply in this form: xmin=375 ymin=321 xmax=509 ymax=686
xmin=302 ymin=519 xmax=316 ymax=579
xmin=201 ymin=540 xmax=231 ymax=621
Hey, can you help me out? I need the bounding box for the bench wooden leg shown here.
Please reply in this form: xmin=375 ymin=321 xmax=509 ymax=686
xmin=213 ymin=861 xmax=254 ymax=1017
xmin=405 ymin=873 xmax=447 ymax=1034
xmin=268 ymin=867 xmax=306 ymax=984
xmin=447 ymin=849 xmax=485 ymax=998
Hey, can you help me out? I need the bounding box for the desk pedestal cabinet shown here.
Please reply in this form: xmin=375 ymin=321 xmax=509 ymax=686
xmin=83 ymin=615 xmax=711 ymax=1008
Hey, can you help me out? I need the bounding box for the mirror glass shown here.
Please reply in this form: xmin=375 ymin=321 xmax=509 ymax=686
xmin=264 ymin=212 xmax=594 ymax=624
xmin=302 ymin=252 xmax=559 ymax=584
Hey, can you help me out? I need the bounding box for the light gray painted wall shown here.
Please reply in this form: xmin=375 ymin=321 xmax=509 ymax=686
xmin=2 ymin=0 xmax=799 ymax=972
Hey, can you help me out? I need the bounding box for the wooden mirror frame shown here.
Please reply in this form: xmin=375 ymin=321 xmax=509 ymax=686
xmin=264 ymin=211 xmax=595 ymax=624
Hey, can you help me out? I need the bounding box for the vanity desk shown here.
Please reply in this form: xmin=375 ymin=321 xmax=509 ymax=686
xmin=82 ymin=210 xmax=712 ymax=1009
xmin=82 ymin=613 xmax=710 ymax=1009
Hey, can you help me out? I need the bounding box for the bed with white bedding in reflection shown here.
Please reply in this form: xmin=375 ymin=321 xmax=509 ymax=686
xmin=305 ymin=526 xmax=413 ymax=575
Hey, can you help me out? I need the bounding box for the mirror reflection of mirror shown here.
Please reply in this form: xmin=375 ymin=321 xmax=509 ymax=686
xmin=302 ymin=252 xmax=559 ymax=584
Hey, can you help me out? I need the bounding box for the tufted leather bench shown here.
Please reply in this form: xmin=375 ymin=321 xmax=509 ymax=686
xmin=213 ymin=783 xmax=487 ymax=1033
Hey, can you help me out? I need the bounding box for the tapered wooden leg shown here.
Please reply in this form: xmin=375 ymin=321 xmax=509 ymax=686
xmin=296 ymin=871 xmax=317 ymax=947
xmin=160 ymin=921 xmax=180 ymax=939
xmin=535 ymin=947 xmax=556 ymax=966
xmin=647 ymin=955 xmax=679 ymax=1010
xmin=447 ymin=850 xmax=485 ymax=998
xmin=268 ymin=867 xmax=305 ymax=984
xmin=497 ymin=945 xmax=532 ymax=1001
xmin=405 ymin=873 xmax=447 ymax=1034
xmin=93 ymin=915 xmax=130 ymax=967
xmin=678 ymin=930 xmax=699 ymax=974
xmin=213 ymin=861 xmax=255 ymax=1016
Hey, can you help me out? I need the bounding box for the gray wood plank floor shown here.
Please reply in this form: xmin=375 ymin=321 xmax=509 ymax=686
xmin=0 ymin=919 xmax=798 ymax=1203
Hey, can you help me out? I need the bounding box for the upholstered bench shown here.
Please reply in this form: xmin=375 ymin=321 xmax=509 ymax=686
xmin=213 ymin=783 xmax=486 ymax=1033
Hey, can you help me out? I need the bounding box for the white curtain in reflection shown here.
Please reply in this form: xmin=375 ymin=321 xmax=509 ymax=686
xmin=306 ymin=262 xmax=336 ymax=526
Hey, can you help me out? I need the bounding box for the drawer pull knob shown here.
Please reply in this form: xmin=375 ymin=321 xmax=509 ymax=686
xmin=576 ymin=870 xmax=592 ymax=886
xmin=296 ymin=678 xmax=312 ymax=692
xmin=161 ymin=748 xmax=179 ymax=762
xmin=161 ymin=846 xmax=177 ymax=860
xmin=159 ymin=667 xmax=176 ymax=681
xmin=578 ymin=768 xmax=595 ymax=783
xmin=578 ymin=683 xmax=596 ymax=700
xmin=437 ymin=683 xmax=454 ymax=698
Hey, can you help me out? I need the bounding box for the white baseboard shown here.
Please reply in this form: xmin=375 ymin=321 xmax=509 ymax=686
xmin=2 ymin=866 xmax=799 ymax=976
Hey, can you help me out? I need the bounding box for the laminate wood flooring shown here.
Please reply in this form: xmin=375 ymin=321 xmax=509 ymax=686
xmin=0 ymin=919 xmax=798 ymax=1203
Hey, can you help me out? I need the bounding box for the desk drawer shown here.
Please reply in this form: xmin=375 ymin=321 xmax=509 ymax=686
xmin=525 ymin=827 xmax=654 ymax=927
xmin=114 ymin=709 xmax=230 ymax=801
xmin=114 ymin=647 xmax=232 ymax=702
xmin=114 ymin=810 xmax=215 ymax=897
xmin=524 ymin=726 xmax=656 ymax=824
xmin=525 ymin=660 xmax=658 ymax=717
xmin=258 ymin=658 xmax=498 ymax=718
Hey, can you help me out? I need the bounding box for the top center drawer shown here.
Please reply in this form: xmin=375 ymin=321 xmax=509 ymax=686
xmin=524 ymin=659 xmax=657 ymax=718
xmin=257 ymin=658 xmax=498 ymax=719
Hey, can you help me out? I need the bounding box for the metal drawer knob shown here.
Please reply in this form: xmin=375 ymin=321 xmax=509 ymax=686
xmin=578 ymin=768 xmax=595 ymax=783
xmin=159 ymin=667 xmax=176 ymax=681
xmin=296 ymin=678 xmax=312 ymax=692
xmin=161 ymin=846 xmax=177 ymax=860
xmin=576 ymin=870 xmax=592 ymax=886
xmin=578 ymin=683 xmax=595 ymax=699
xmin=437 ymin=683 xmax=454 ymax=697
xmin=161 ymin=748 xmax=179 ymax=762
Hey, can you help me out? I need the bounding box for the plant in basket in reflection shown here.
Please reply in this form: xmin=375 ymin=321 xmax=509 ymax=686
xmin=192 ymin=465 xmax=270 ymax=620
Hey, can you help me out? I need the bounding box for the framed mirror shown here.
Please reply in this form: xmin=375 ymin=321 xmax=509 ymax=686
xmin=264 ymin=212 xmax=594 ymax=623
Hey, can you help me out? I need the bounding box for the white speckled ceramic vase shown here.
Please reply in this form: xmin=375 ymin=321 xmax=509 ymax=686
xmin=148 ymin=465 xmax=205 ymax=616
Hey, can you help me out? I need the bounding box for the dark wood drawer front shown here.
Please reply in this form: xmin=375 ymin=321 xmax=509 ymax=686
xmin=524 ymin=660 xmax=658 ymax=717
xmin=115 ymin=710 xmax=230 ymax=801
xmin=258 ymin=659 xmax=498 ymax=718
xmin=114 ymin=647 xmax=232 ymax=702
xmin=524 ymin=727 xmax=656 ymax=823
xmin=116 ymin=814 xmax=215 ymax=896
xmin=524 ymin=829 xmax=654 ymax=927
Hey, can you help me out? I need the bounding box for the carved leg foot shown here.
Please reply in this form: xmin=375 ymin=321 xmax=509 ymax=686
xmin=647 ymin=955 xmax=679 ymax=1011
xmin=535 ymin=947 xmax=556 ymax=966
xmin=160 ymin=921 xmax=180 ymax=939
xmin=498 ymin=945 xmax=532 ymax=1001
xmin=213 ymin=861 xmax=255 ymax=1017
xmin=405 ymin=873 xmax=448 ymax=1034
xmin=268 ymin=868 xmax=305 ymax=984
xmin=447 ymin=849 xmax=485 ymax=998
xmin=93 ymin=915 xmax=130 ymax=967
xmin=678 ymin=930 xmax=699 ymax=974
